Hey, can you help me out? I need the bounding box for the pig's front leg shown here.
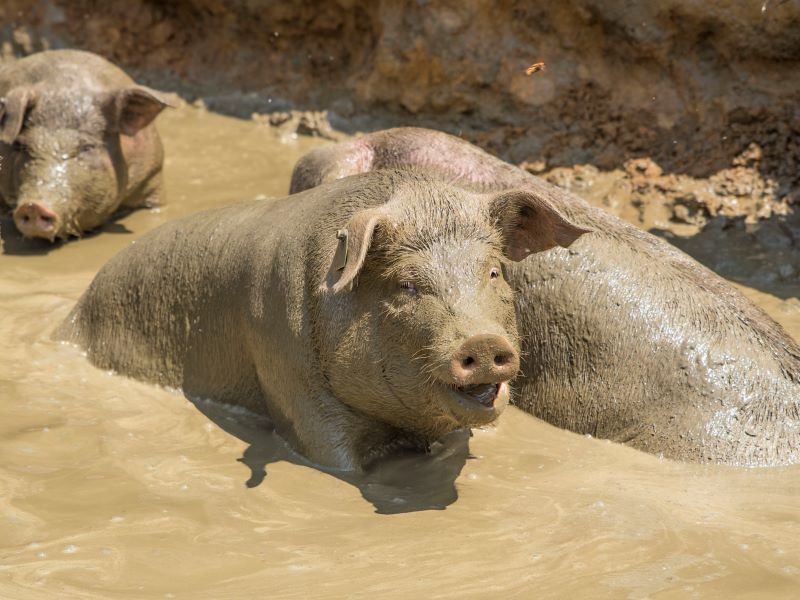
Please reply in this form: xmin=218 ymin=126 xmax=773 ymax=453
xmin=263 ymin=386 xmax=379 ymax=473
xmin=282 ymin=388 xmax=423 ymax=473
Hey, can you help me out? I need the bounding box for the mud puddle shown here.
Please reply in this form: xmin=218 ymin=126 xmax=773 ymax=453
xmin=2 ymin=108 xmax=800 ymax=599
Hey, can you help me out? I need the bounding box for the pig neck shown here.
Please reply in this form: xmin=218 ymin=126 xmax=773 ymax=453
xmin=356 ymin=426 xmax=430 ymax=470
xmin=276 ymin=383 xmax=429 ymax=472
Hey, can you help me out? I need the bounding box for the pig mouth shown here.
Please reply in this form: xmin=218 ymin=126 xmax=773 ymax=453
xmin=442 ymin=382 xmax=508 ymax=424
xmin=454 ymin=383 xmax=501 ymax=408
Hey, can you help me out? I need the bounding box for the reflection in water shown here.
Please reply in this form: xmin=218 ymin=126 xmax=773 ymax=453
xmin=1 ymin=108 xmax=799 ymax=598
xmin=191 ymin=396 xmax=470 ymax=514
xmin=1 ymin=215 xmax=66 ymax=256
xmin=1 ymin=217 xmax=138 ymax=256
xmin=353 ymin=430 xmax=470 ymax=514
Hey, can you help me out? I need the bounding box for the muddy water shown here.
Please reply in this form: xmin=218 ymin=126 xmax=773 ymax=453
xmin=2 ymin=108 xmax=800 ymax=599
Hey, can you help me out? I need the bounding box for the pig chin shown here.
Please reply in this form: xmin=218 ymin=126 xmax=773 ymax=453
xmin=378 ymin=366 xmax=508 ymax=435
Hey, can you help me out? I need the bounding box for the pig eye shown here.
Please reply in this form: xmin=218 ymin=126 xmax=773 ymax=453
xmin=79 ymin=144 xmax=99 ymax=154
xmin=490 ymin=268 xmax=500 ymax=279
xmin=399 ymin=280 xmax=417 ymax=295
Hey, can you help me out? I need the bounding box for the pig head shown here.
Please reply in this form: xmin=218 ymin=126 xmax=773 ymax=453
xmin=0 ymin=51 xmax=172 ymax=241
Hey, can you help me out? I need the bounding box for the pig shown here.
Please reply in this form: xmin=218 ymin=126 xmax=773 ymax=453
xmin=0 ymin=49 xmax=172 ymax=241
xmin=289 ymin=127 xmax=800 ymax=467
xmin=57 ymin=170 xmax=588 ymax=471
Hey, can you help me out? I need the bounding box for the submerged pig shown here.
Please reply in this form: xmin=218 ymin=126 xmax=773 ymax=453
xmin=57 ymin=171 xmax=588 ymax=471
xmin=290 ymin=127 xmax=800 ymax=467
xmin=0 ymin=49 xmax=172 ymax=241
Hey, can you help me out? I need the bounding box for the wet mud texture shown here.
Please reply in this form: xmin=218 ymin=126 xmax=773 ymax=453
xmin=544 ymin=153 xmax=800 ymax=299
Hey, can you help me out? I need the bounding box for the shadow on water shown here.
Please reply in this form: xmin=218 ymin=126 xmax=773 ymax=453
xmin=1 ymin=215 xmax=64 ymax=255
xmin=189 ymin=396 xmax=472 ymax=515
xmin=1 ymin=214 xmax=134 ymax=256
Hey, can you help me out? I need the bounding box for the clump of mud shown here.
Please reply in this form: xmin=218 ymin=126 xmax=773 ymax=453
xmin=535 ymin=143 xmax=800 ymax=295
xmin=539 ymin=142 xmax=797 ymax=228
xmin=251 ymin=110 xmax=344 ymax=142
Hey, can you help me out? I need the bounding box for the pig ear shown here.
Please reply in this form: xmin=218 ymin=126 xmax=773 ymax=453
xmin=112 ymin=85 xmax=174 ymax=136
xmin=0 ymin=87 xmax=35 ymax=144
xmin=321 ymin=208 xmax=391 ymax=294
xmin=489 ymin=190 xmax=591 ymax=261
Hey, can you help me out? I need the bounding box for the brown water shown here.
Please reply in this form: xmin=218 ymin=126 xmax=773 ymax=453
xmin=2 ymin=108 xmax=800 ymax=599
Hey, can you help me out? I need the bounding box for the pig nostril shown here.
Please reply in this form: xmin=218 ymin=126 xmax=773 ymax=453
xmin=40 ymin=214 xmax=54 ymax=224
xmin=461 ymin=356 xmax=475 ymax=369
xmin=21 ymin=214 xmax=30 ymax=223
xmin=494 ymin=354 xmax=509 ymax=366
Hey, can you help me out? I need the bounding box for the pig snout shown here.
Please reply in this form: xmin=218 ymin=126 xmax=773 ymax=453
xmin=432 ymin=334 xmax=520 ymax=415
xmin=13 ymin=202 xmax=59 ymax=239
xmin=439 ymin=334 xmax=520 ymax=410
xmin=449 ymin=334 xmax=519 ymax=385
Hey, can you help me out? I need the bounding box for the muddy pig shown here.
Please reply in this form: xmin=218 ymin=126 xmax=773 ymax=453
xmin=57 ymin=170 xmax=588 ymax=471
xmin=290 ymin=127 xmax=800 ymax=467
xmin=0 ymin=50 xmax=172 ymax=241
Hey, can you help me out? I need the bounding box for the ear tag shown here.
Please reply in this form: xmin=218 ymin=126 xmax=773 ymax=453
xmin=334 ymin=229 xmax=348 ymax=272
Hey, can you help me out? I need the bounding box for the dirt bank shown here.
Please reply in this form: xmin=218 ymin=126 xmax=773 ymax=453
xmin=2 ymin=0 xmax=799 ymax=293
xmin=4 ymin=1 xmax=798 ymax=165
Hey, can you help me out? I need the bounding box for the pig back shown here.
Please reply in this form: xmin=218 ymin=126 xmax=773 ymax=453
xmin=504 ymin=181 xmax=800 ymax=466
xmin=57 ymin=196 xmax=318 ymax=413
xmin=0 ymin=50 xmax=136 ymax=95
xmin=456 ymin=166 xmax=800 ymax=465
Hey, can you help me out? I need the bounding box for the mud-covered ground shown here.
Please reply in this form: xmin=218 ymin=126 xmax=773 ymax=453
xmin=3 ymin=0 xmax=798 ymax=296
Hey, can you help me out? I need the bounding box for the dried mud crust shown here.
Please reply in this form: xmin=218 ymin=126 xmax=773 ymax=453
xmin=534 ymin=147 xmax=800 ymax=296
xmin=538 ymin=143 xmax=798 ymax=228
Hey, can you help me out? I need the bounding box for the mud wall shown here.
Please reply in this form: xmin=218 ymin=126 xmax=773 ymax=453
xmin=2 ymin=0 xmax=799 ymax=185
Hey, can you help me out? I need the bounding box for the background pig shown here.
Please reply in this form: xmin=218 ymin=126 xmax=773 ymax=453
xmin=290 ymin=127 xmax=800 ymax=467
xmin=57 ymin=170 xmax=587 ymax=471
xmin=0 ymin=49 xmax=171 ymax=241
